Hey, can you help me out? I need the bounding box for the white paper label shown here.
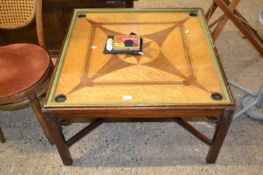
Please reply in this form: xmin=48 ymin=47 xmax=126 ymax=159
xmin=122 ymin=95 xmax=132 ymax=101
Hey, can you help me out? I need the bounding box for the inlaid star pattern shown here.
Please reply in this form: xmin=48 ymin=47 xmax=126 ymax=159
xmin=67 ymin=16 xmax=210 ymax=95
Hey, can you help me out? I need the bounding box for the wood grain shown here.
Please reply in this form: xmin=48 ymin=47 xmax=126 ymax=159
xmin=45 ymin=9 xmax=232 ymax=107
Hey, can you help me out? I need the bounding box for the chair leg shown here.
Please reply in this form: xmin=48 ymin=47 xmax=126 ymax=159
xmin=29 ymin=93 xmax=53 ymax=144
xmin=0 ymin=127 xmax=6 ymax=143
xmin=211 ymin=0 xmax=240 ymax=40
xmin=205 ymin=1 xmax=218 ymax=21
xmin=213 ymin=0 xmax=263 ymax=56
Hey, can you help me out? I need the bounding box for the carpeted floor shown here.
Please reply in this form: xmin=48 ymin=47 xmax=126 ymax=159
xmin=0 ymin=0 xmax=263 ymax=174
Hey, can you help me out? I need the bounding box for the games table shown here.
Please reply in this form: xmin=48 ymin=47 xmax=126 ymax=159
xmin=43 ymin=9 xmax=235 ymax=165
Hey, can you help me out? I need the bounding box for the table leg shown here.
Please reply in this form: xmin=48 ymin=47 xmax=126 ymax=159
xmin=48 ymin=117 xmax=73 ymax=165
xmin=206 ymin=109 xmax=234 ymax=163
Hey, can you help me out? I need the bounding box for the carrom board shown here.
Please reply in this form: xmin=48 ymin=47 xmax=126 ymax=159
xmin=44 ymin=9 xmax=233 ymax=107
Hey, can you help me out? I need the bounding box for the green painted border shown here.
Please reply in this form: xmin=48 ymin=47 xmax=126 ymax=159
xmin=47 ymin=99 xmax=229 ymax=107
xmin=47 ymin=9 xmax=79 ymax=105
xmin=45 ymin=8 xmax=231 ymax=107
xmin=198 ymin=10 xmax=230 ymax=103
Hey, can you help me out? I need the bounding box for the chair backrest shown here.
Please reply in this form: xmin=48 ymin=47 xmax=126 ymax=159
xmin=0 ymin=0 xmax=45 ymax=47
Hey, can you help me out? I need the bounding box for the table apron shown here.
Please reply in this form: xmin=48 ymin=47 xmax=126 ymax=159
xmin=43 ymin=106 xmax=234 ymax=119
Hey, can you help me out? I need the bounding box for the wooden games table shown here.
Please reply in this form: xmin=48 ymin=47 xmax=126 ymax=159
xmin=43 ymin=9 xmax=235 ymax=165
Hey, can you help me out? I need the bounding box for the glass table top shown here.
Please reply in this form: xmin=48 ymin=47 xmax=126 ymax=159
xmin=44 ymin=9 xmax=233 ymax=107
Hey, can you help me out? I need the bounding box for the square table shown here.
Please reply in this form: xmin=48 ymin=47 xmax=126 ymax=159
xmin=43 ymin=8 xmax=235 ymax=165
